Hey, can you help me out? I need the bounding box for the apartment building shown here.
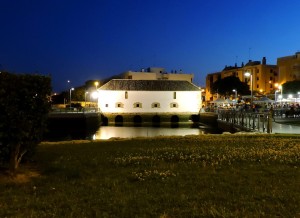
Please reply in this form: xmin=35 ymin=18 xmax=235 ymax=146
xmin=277 ymin=52 xmax=300 ymax=84
xmin=205 ymin=57 xmax=278 ymax=102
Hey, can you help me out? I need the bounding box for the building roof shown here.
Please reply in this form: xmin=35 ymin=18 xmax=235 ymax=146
xmin=245 ymin=61 xmax=261 ymax=67
xmin=99 ymin=79 xmax=200 ymax=91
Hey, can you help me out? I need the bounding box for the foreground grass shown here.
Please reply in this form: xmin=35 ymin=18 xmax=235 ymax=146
xmin=1 ymin=134 xmax=300 ymax=217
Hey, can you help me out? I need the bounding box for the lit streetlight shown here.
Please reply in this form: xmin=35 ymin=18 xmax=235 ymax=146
xmin=94 ymin=81 xmax=99 ymax=90
xmin=275 ymin=90 xmax=280 ymax=102
xmin=232 ymin=89 xmax=237 ymax=103
xmin=278 ymin=85 xmax=283 ymax=105
xmin=244 ymin=71 xmax=253 ymax=105
xmin=85 ymin=91 xmax=89 ymax=108
xmin=94 ymin=81 xmax=99 ymax=110
xmin=64 ymin=80 xmax=71 ymax=106
xmin=69 ymin=87 xmax=74 ymax=105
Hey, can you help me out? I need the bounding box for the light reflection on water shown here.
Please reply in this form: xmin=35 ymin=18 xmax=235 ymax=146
xmin=93 ymin=126 xmax=213 ymax=140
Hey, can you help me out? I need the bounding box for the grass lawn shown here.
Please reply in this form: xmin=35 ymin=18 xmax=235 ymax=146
xmin=0 ymin=134 xmax=299 ymax=217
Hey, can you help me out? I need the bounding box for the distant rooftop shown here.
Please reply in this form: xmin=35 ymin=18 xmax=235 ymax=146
xmin=99 ymin=79 xmax=200 ymax=91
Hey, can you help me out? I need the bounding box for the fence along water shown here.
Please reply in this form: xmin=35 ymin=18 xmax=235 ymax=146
xmin=217 ymin=110 xmax=273 ymax=133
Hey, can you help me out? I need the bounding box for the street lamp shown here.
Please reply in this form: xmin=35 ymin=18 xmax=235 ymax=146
xmin=275 ymin=90 xmax=280 ymax=103
xmin=69 ymin=87 xmax=74 ymax=105
xmin=85 ymin=91 xmax=89 ymax=107
xmin=64 ymin=80 xmax=71 ymax=106
xmin=278 ymin=85 xmax=283 ymax=106
xmin=232 ymin=89 xmax=237 ymax=103
xmin=94 ymin=81 xmax=99 ymax=110
xmin=244 ymin=71 xmax=253 ymax=105
xmin=288 ymin=94 xmax=293 ymax=102
xmin=94 ymin=81 xmax=99 ymax=90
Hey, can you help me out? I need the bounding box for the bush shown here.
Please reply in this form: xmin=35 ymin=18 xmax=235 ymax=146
xmin=0 ymin=72 xmax=51 ymax=172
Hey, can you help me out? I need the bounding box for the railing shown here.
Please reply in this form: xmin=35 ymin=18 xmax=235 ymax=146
xmin=50 ymin=107 xmax=100 ymax=114
xmin=217 ymin=110 xmax=273 ymax=133
xmin=273 ymin=108 xmax=300 ymax=118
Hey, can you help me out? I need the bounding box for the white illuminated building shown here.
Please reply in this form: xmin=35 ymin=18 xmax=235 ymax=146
xmin=97 ymin=79 xmax=202 ymax=124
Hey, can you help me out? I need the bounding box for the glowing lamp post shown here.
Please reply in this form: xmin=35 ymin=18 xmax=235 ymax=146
xmin=244 ymin=71 xmax=253 ymax=105
xmin=69 ymin=87 xmax=74 ymax=105
xmin=94 ymin=81 xmax=99 ymax=110
xmin=232 ymin=89 xmax=237 ymax=104
xmin=94 ymin=81 xmax=99 ymax=90
xmin=278 ymin=85 xmax=283 ymax=106
xmin=85 ymin=91 xmax=89 ymax=107
xmin=275 ymin=90 xmax=280 ymax=103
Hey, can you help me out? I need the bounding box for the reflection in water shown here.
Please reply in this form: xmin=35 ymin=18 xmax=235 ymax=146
xmin=93 ymin=125 xmax=217 ymax=140
xmin=45 ymin=118 xmax=221 ymax=141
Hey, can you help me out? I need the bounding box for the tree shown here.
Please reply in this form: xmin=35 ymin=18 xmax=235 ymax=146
xmin=282 ymin=80 xmax=300 ymax=94
xmin=0 ymin=72 xmax=51 ymax=173
xmin=212 ymin=76 xmax=250 ymax=97
xmin=71 ymin=86 xmax=85 ymax=101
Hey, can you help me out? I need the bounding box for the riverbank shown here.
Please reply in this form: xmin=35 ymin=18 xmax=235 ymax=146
xmin=1 ymin=134 xmax=299 ymax=217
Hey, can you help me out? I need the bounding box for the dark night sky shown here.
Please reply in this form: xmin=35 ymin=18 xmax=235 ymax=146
xmin=1 ymin=0 xmax=300 ymax=92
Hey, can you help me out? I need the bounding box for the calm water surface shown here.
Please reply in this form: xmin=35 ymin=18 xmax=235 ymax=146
xmin=45 ymin=120 xmax=221 ymax=141
xmin=93 ymin=124 xmax=221 ymax=140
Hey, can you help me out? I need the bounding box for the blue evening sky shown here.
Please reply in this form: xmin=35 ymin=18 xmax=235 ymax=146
xmin=1 ymin=0 xmax=300 ymax=92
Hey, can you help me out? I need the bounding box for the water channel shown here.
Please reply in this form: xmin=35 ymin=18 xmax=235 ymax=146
xmin=45 ymin=122 xmax=222 ymax=141
xmin=93 ymin=124 xmax=221 ymax=140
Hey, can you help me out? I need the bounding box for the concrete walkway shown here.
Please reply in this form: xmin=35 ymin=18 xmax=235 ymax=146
xmin=271 ymin=118 xmax=300 ymax=134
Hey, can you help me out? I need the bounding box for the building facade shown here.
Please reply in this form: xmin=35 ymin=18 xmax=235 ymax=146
xmin=205 ymin=57 xmax=278 ymax=102
xmin=97 ymin=79 xmax=202 ymax=124
xmin=123 ymin=67 xmax=194 ymax=83
xmin=277 ymin=52 xmax=300 ymax=84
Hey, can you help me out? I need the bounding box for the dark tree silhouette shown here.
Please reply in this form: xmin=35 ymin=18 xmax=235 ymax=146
xmin=212 ymin=76 xmax=250 ymax=97
xmin=0 ymin=72 xmax=51 ymax=173
xmin=282 ymin=80 xmax=300 ymax=94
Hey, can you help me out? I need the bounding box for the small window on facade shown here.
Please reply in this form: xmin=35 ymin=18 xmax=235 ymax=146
xmin=134 ymin=102 xmax=142 ymax=108
xmin=257 ymin=77 xmax=259 ymax=80
xmin=152 ymin=102 xmax=160 ymax=108
xmin=115 ymin=102 xmax=124 ymax=108
xmin=105 ymin=104 xmax=109 ymax=107
xmin=128 ymin=75 xmax=132 ymax=79
xmin=173 ymin=92 xmax=176 ymax=99
xmin=257 ymin=85 xmax=259 ymax=88
xmin=270 ymin=77 xmax=273 ymax=80
xmin=125 ymin=91 xmax=128 ymax=99
xmin=170 ymin=103 xmax=178 ymax=108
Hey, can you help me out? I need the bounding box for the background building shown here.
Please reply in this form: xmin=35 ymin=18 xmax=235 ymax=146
xmin=205 ymin=57 xmax=278 ymax=102
xmin=277 ymin=52 xmax=300 ymax=84
xmin=123 ymin=67 xmax=194 ymax=83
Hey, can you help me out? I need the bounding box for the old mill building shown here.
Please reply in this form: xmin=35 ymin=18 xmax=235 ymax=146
xmin=97 ymin=68 xmax=202 ymax=125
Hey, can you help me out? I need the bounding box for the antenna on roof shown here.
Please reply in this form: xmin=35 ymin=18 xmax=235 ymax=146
xmin=248 ymin=47 xmax=251 ymax=60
